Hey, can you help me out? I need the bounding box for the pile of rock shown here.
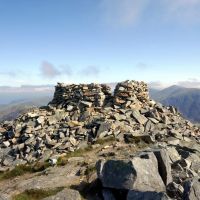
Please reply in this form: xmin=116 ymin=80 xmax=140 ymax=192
xmin=0 ymin=80 xmax=199 ymax=169
xmin=114 ymin=80 xmax=149 ymax=109
xmin=49 ymin=82 xmax=112 ymax=109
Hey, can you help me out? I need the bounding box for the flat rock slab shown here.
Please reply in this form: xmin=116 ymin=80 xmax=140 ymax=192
xmin=42 ymin=188 xmax=81 ymax=200
xmin=0 ymin=165 xmax=81 ymax=199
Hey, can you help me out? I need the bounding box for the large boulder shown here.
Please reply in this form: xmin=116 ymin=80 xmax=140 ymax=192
xmin=127 ymin=191 xmax=170 ymax=200
xmin=183 ymin=178 xmax=200 ymax=200
xmin=96 ymin=152 xmax=165 ymax=192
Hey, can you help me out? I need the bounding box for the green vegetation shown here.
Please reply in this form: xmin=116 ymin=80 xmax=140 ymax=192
xmin=13 ymin=187 xmax=64 ymax=200
xmin=57 ymin=145 xmax=93 ymax=166
xmin=0 ymin=137 xmax=115 ymax=180
xmin=0 ymin=162 xmax=50 ymax=181
xmin=57 ymin=137 xmax=116 ymax=166
xmin=95 ymin=136 xmax=115 ymax=145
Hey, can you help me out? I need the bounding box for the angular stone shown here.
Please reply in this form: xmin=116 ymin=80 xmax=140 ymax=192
xmin=2 ymin=141 xmax=10 ymax=148
xmin=27 ymin=112 xmax=39 ymax=118
xmin=67 ymin=105 xmax=74 ymax=111
xmin=97 ymin=152 xmax=165 ymax=192
xmin=96 ymin=122 xmax=111 ymax=138
xmin=67 ymin=121 xmax=83 ymax=128
xmin=79 ymin=101 xmax=92 ymax=108
xmin=37 ymin=116 xmax=45 ymax=125
xmin=69 ymin=136 xmax=77 ymax=146
xmin=131 ymin=110 xmax=148 ymax=125
xmin=154 ymin=149 xmax=173 ymax=185
xmin=183 ymin=178 xmax=200 ymax=200
xmin=166 ymin=147 xmax=181 ymax=163
xmin=166 ymin=182 xmax=184 ymax=199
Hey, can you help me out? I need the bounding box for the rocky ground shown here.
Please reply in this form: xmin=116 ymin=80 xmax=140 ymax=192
xmin=0 ymin=80 xmax=199 ymax=200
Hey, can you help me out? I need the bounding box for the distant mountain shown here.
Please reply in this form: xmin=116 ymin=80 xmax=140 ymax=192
xmin=0 ymin=85 xmax=54 ymax=105
xmin=0 ymin=96 xmax=51 ymax=122
xmin=151 ymin=85 xmax=200 ymax=122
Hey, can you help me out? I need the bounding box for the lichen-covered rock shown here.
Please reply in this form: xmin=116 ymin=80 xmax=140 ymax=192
xmin=96 ymin=152 xmax=166 ymax=192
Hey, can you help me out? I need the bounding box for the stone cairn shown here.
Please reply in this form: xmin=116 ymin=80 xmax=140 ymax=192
xmin=49 ymin=82 xmax=112 ymax=109
xmin=114 ymin=80 xmax=149 ymax=109
xmin=0 ymin=80 xmax=199 ymax=168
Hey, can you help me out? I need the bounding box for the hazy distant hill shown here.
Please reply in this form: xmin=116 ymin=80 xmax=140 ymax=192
xmin=151 ymin=85 xmax=200 ymax=122
xmin=0 ymin=96 xmax=51 ymax=122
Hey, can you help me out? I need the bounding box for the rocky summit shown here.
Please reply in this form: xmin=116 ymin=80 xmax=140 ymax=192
xmin=0 ymin=80 xmax=200 ymax=200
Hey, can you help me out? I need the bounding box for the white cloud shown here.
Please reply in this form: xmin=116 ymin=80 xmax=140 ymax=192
xmin=40 ymin=61 xmax=61 ymax=78
xmin=79 ymin=65 xmax=100 ymax=76
xmin=148 ymin=78 xmax=200 ymax=89
xmin=40 ymin=61 xmax=73 ymax=79
xmin=100 ymin=0 xmax=200 ymax=27
xmin=177 ymin=79 xmax=200 ymax=88
xmin=100 ymin=0 xmax=149 ymax=27
xmin=148 ymin=81 xmax=172 ymax=89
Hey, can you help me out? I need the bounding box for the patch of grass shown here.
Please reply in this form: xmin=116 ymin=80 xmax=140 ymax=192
xmin=0 ymin=162 xmax=50 ymax=181
xmin=57 ymin=145 xmax=93 ymax=166
xmin=85 ymin=165 xmax=96 ymax=176
xmin=0 ymin=165 xmax=33 ymax=180
xmin=13 ymin=187 xmax=64 ymax=200
xmin=85 ymin=164 xmax=96 ymax=183
xmin=95 ymin=136 xmax=115 ymax=145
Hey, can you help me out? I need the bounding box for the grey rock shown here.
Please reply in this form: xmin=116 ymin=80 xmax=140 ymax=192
xmin=96 ymin=122 xmax=111 ymax=138
xmin=166 ymin=147 xmax=181 ymax=163
xmin=42 ymin=188 xmax=81 ymax=200
xmin=0 ymin=193 xmax=11 ymax=200
xmin=154 ymin=149 xmax=173 ymax=185
xmin=2 ymin=141 xmax=10 ymax=148
xmin=127 ymin=191 xmax=170 ymax=200
xmin=167 ymin=182 xmax=184 ymax=199
xmin=131 ymin=110 xmax=148 ymax=125
xmin=79 ymin=101 xmax=92 ymax=108
xmin=37 ymin=116 xmax=45 ymax=125
xmin=183 ymin=178 xmax=200 ymax=200
xmin=67 ymin=105 xmax=74 ymax=111
xmin=102 ymin=189 xmax=116 ymax=200
xmin=97 ymin=152 xmax=165 ymax=192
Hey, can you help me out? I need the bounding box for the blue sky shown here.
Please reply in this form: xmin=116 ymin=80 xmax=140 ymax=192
xmin=0 ymin=0 xmax=200 ymax=88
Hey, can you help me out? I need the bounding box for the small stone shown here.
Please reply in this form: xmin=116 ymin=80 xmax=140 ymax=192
xmin=37 ymin=116 xmax=45 ymax=125
xmin=67 ymin=105 xmax=74 ymax=111
xmin=2 ymin=141 xmax=10 ymax=148
xmin=69 ymin=136 xmax=77 ymax=146
xmin=131 ymin=110 xmax=148 ymax=125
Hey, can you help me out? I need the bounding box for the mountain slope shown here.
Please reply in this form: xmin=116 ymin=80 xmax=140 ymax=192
xmin=0 ymin=96 xmax=51 ymax=122
xmin=151 ymin=85 xmax=200 ymax=122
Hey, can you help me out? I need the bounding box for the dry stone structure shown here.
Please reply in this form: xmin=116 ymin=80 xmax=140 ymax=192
xmin=0 ymin=80 xmax=200 ymax=199
xmin=0 ymin=80 xmax=199 ymax=166
xmin=49 ymin=82 xmax=112 ymax=108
